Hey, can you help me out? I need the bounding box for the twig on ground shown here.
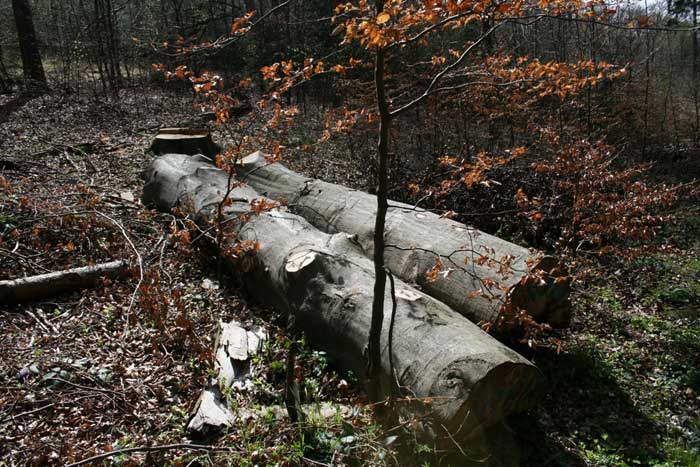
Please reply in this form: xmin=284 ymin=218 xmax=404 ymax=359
xmin=25 ymin=309 xmax=52 ymax=334
xmin=90 ymin=210 xmax=144 ymax=332
xmin=65 ymin=443 xmax=242 ymax=467
xmin=0 ymin=403 xmax=54 ymax=424
xmin=45 ymin=377 xmax=124 ymax=397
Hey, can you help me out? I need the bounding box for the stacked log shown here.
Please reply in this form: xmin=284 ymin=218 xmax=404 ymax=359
xmin=236 ymin=152 xmax=571 ymax=326
xmin=142 ymin=153 xmax=541 ymax=444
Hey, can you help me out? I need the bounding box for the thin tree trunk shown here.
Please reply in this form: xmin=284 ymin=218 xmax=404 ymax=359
xmin=693 ymin=0 xmax=699 ymax=143
xmin=368 ymin=0 xmax=390 ymax=404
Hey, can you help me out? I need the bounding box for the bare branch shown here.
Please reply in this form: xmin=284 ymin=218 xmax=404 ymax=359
xmin=389 ymin=21 xmax=506 ymax=117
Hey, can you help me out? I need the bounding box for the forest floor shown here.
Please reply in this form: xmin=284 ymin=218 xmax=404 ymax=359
xmin=0 ymin=87 xmax=699 ymax=467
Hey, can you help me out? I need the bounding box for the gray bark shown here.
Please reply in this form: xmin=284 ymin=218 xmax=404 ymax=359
xmin=0 ymin=260 xmax=127 ymax=305
xmin=143 ymin=153 xmax=541 ymax=443
xmin=236 ymin=152 xmax=571 ymax=326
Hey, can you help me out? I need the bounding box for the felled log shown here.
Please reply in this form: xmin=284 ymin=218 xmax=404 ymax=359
xmin=143 ymin=153 xmax=541 ymax=443
xmin=188 ymin=320 xmax=267 ymax=433
xmin=0 ymin=260 xmax=127 ymax=305
xmin=149 ymin=128 xmax=221 ymax=158
xmin=236 ymin=152 xmax=571 ymax=326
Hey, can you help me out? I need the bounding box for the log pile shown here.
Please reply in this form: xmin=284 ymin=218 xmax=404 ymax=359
xmin=236 ymin=151 xmax=571 ymax=326
xmin=143 ymin=153 xmax=541 ymax=445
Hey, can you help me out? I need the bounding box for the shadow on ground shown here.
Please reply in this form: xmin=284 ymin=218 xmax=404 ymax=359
xmin=515 ymin=346 xmax=664 ymax=467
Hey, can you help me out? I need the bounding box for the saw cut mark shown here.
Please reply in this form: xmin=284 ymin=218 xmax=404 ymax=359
xmin=285 ymin=250 xmax=317 ymax=273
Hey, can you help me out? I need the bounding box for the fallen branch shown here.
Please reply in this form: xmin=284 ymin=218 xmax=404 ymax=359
xmin=0 ymin=260 xmax=127 ymax=304
xmin=0 ymin=403 xmax=54 ymax=424
xmin=65 ymin=443 xmax=241 ymax=467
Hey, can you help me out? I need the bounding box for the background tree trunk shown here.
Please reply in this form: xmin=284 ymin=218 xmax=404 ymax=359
xmin=12 ymin=0 xmax=47 ymax=89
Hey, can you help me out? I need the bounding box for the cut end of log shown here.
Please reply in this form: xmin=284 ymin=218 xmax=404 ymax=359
xmin=469 ymin=361 xmax=542 ymax=425
xmin=508 ymin=257 xmax=572 ymax=327
xmin=285 ymin=250 xmax=318 ymax=273
xmin=429 ymin=359 xmax=541 ymax=441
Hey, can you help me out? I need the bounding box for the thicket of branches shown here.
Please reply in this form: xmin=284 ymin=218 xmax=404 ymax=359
xmin=2 ymin=0 xmax=699 ymax=151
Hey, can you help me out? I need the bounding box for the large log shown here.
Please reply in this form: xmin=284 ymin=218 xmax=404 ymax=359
xmin=142 ymin=153 xmax=541 ymax=445
xmin=236 ymin=152 xmax=571 ymax=326
xmin=0 ymin=260 xmax=127 ymax=304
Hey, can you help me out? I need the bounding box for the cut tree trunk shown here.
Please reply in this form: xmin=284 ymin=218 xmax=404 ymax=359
xmin=0 ymin=260 xmax=127 ymax=304
xmin=236 ymin=152 xmax=571 ymax=326
xmin=149 ymin=128 xmax=221 ymax=158
xmin=143 ymin=153 xmax=541 ymax=444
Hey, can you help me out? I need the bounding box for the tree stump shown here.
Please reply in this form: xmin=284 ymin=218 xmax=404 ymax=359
xmin=149 ymin=128 xmax=221 ymax=158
